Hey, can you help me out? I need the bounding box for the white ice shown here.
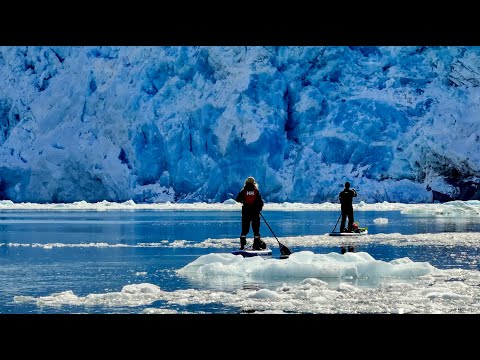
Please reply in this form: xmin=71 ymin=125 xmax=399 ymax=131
xmin=177 ymin=251 xmax=436 ymax=280
xmin=2 ymin=199 xmax=480 ymax=215
xmin=14 ymin=257 xmax=480 ymax=314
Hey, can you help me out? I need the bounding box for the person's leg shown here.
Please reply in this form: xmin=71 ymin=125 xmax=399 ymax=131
xmin=241 ymin=216 xmax=251 ymax=236
xmin=252 ymin=213 xmax=266 ymax=249
xmin=347 ymin=208 xmax=354 ymax=231
xmin=240 ymin=235 xmax=246 ymax=250
xmin=253 ymin=235 xmax=266 ymax=249
xmin=340 ymin=211 xmax=347 ymax=232
xmin=252 ymin=213 xmax=260 ymax=237
xmin=240 ymin=214 xmax=251 ymax=249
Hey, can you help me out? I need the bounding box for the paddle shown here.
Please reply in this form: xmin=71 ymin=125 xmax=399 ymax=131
xmin=332 ymin=213 xmax=342 ymax=233
xmin=260 ymin=212 xmax=292 ymax=256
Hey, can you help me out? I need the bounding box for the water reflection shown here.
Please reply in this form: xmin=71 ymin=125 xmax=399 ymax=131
xmin=340 ymin=245 xmax=356 ymax=254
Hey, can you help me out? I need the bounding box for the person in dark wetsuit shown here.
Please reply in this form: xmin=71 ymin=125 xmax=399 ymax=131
xmin=235 ymin=176 xmax=266 ymax=250
xmin=339 ymin=181 xmax=357 ymax=233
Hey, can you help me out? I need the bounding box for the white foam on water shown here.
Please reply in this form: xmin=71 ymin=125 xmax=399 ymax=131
xmin=2 ymin=232 xmax=480 ymax=249
xmin=1 ymin=242 xmax=167 ymax=249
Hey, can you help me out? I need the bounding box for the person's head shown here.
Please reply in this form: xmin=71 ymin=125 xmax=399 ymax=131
xmin=245 ymin=176 xmax=257 ymax=188
xmin=245 ymin=176 xmax=255 ymax=184
xmin=345 ymin=182 xmax=350 ymax=189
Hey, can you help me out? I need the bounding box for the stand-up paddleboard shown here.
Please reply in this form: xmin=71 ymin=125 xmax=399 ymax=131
xmin=329 ymin=229 xmax=368 ymax=236
xmin=231 ymin=247 xmax=273 ymax=257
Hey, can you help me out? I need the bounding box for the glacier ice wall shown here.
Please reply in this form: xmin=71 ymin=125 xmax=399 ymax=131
xmin=0 ymin=46 xmax=479 ymax=203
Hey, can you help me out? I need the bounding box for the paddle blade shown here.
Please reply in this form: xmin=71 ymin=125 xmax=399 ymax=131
xmin=279 ymin=243 xmax=292 ymax=256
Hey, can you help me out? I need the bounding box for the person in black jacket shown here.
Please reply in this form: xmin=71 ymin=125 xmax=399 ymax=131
xmin=339 ymin=182 xmax=357 ymax=233
xmin=235 ymin=176 xmax=266 ymax=250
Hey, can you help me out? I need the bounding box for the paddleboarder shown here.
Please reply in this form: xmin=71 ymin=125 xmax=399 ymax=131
xmin=235 ymin=176 xmax=266 ymax=250
xmin=339 ymin=182 xmax=357 ymax=233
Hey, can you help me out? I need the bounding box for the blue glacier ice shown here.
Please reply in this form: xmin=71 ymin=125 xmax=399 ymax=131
xmin=0 ymin=46 xmax=479 ymax=203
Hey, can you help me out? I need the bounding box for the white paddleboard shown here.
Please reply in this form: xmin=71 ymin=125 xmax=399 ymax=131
xmin=329 ymin=229 xmax=368 ymax=236
xmin=231 ymin=248 xmax=273 ymax=257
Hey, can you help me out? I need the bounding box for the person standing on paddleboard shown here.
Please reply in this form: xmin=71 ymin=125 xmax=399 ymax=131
xmin=339 ymin=182 xmax=357 ymax=233
xmin=236 ymin=177 xmax=266 ymax=250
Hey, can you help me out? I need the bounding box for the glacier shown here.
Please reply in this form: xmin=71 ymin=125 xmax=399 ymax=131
xmin=0 ymin=46 xmax=480 ymax=204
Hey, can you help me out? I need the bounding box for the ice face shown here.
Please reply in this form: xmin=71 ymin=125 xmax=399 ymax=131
xmin=1 ymin=46 xmax=479 ymax=203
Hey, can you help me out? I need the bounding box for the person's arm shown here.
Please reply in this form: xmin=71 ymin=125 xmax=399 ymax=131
xmin=235 ymin=190 xmax=243 ymax=203
xmin=256 ymin=191 xmax=264 ymax=212
xmin=352 ymin=189 xmax=357 ymax=197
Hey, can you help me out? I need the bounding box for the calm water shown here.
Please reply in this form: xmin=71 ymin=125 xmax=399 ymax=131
xmin=0 ymin=210 xmax=479 ymax=313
